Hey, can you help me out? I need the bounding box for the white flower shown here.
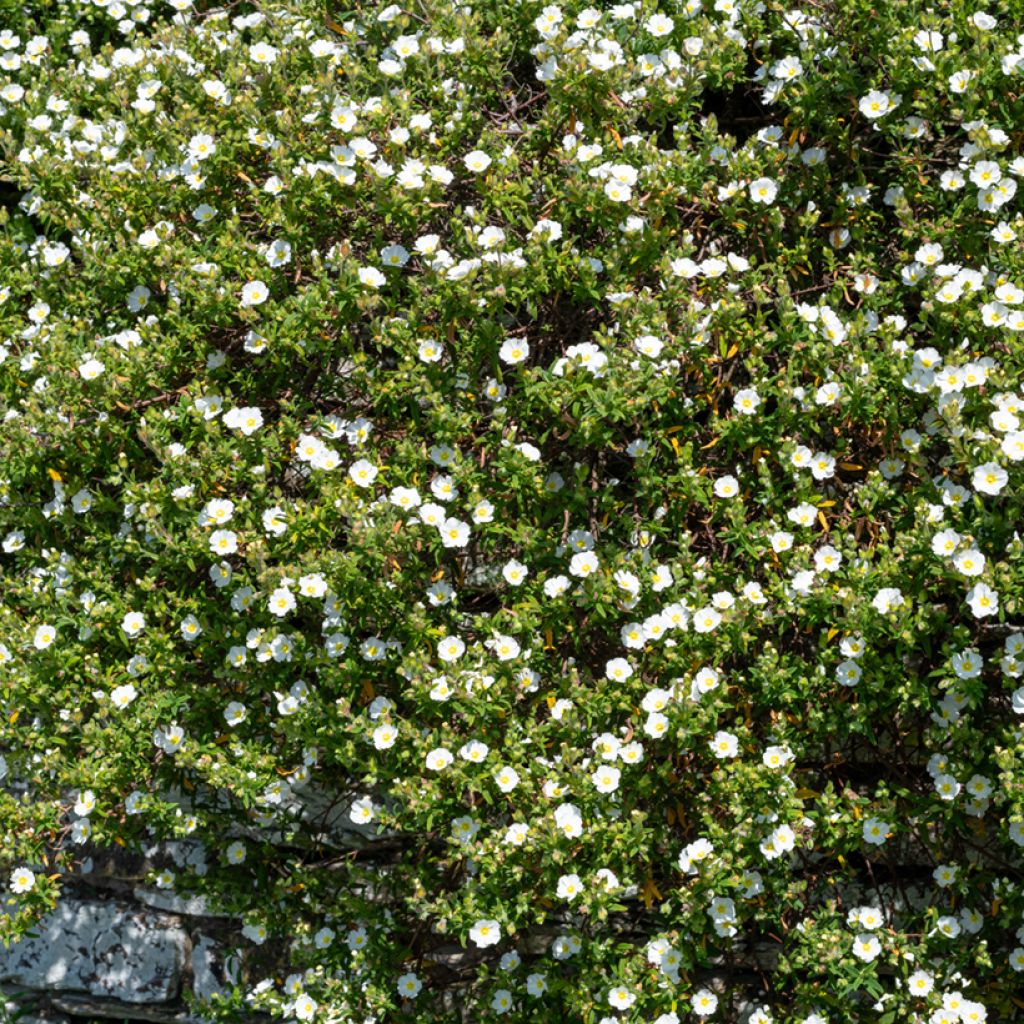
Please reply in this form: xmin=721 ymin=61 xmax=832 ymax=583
xmin=475 ymin=226 xmax=503 ymax=249
xmin=418 ymin=338 xmax=444 ymax=363
xmin=268 ymin=586 xmax=296 ymax=617
xmin=249 ymin=42 xmax=279 ymax=64
xmin=437 ymin=517 xmax=470 ymax=548
xmin=209 ymin=529 xmax=237 ymax=555
xmin=298 ymin=573 xmax=328 ymax=598
xmin=33 ymin=624 xmax=57 ymax=649
xmin=859 ymin=89 xmax=899 ymax=119
xmin=372 ymin=723 xmax=397 ymax=749
xmin=772 ymin=56 xmax=803 ymax=80
xmin=459 ymin=739 xmax=489 ymax=763
xmin=526 ymin=972 xmax=547 ymax=996
xmin=153 ymin=723 xmax=186 ymax=754
xmin=188 ymin=132 xmax=216 ymax=160
xmin=360 ymin=636 xmax=386 ymax=662
xmin=349 ymin=796 xmax=375 ymax=824
xmin=495 ymin=766 xmax=520 ymax=792
xmin=907 ymin=970 xmax=933 ymax=996
xmin=692 ymin=607 xmax=721 ymax=633
xmin=749 ymin=177 xmax=778 ymax=204
xmin=73 ymin=790 xmax=96 ymax=815
xmin=556 ymin=873 xmax=582 ymax=900
xmin=349 ymin=459 xmax=379 ymax=486
xmin=397 ymin=972 xmax=422 ymax=998
xmin=542 ymin=572 xmax=570 ymax=598
xmin=814 ymin=545 xmax=842 ymax=572
xmin=966 ymin=582 xmax=999 ymax=618
xmin=837 ymin=659 xmax=862 ymax=687
xmin=10 ymin=867 xmax=35 ymax=893
xmin=240 ymin=280 xmax=269 ymax=306
xmin=713 ymin=474 xmax=739 ymax=498
xmin=464 ymin=150 xmax=492 ymax=173
xmin=550 ymin=804 xmax=582 ymax=841
xmin=499 ymin=949 xmax=521 ymax=971
xmin=225 ymin=841 xmax=246 ymax=865
xmin=710 ymin=730 xmax=739 ymax=758
xmin=972 ymin=461 xmax=1008 ymax=495
xmin=948 ymin=69 xmax=972 ymax=94
xmin=644 ymin=13 xmax=673 ymax=36
xmin=469 ymin=918 xmax=502 ymax=948
xmin=608 ymin=987 xmax=636 ymax=1010
xmin=358 ymin=266 xmax=386 ymax=288
xmin=1010 ymin=686 xmax=1024 ymax=715
xmin=121 ymin=612 xmax=145 ymax=637
xmin=871 ymin=588 xmax=904 ymax=614
xmin=78 ymin=357 xmax=105 ymax=380
xmin=852 ymin=933 xmax=881 ymax=961
xmin=815 ymin=382 xmax=841 ymax=406
xmin=505 ymin=822 xmax=530 ymax=846
xmin=437 ymin=635 xmax=466 ymax=662
xmin=708 ymin=896 xmax=736 ymax=922
xmin=760 ymin=823 xmax=796 ymax=860
xmin=605 ymin=657 xmax=633 ymax=682
xmin=292 ymin=994 xmax=317 ymax=1021
xmin=260 ymin=238 xmax=292 ymax=268
xmin=692 ymin=989 xmax=719 ymax=1016
xmin=591 ymin=765 xmax=621 ymax=793
xmin=2 ymin=531 xmax=25 ymax=553
xmin=604 ymin=180 xmax=632 ymax=202
xmin=381 ymin=243 xmax=410 ymax=266
xmin=488 ymin=634 xmax=521 ymax=661
xmin=569 ymin=551 xmax=599 ymax=577
xmin=1003 ymin=432 xmax=1024 ymax=461
xmin=224 ymin=701 xmax=247 ymax=726
xmin=734 ymin=388 xmax=761 ymax=414
xmin=499 ymin=338 xmax=530 ymax=364
xmin=951 ymin=648 xmax=983 ymax=679
xmin=934 ymin=772 xmax=961 ymax=799
xmin=531 ymin=218 xmax=563 ymax=242
xmin=426 ymin=747 xmax=453 ymax=771
xmin=862 ymin=817 xmax=891 ymax=845
xmin=71 ymin=489 xmax=93 ymax=514
xmin=111 ymin=683 xmax=138 ymax=709
xmin=241 ymin=922 xmax=268 ymax=944
xmin=502 ymin=559 xmax=528 ymax=585
xmin=263 ymin=506 xmax=287 ymax=535
xmin=179 ymin=614 xmax=202 ymax=642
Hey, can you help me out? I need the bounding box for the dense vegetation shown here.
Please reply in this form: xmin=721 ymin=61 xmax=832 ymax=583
xmin=2 ymin=0 xmax=1024 ymax=1021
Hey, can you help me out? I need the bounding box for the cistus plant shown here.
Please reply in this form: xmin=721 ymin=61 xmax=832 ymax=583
xmin=1 ymin=0 xmax=1024 ymax=1022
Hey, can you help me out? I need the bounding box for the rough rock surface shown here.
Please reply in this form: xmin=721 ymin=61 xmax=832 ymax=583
xmin=0 ymin=898 xmax=187 ymax=1004
xmin=190 ymin=934 xmax=236 ymax=1005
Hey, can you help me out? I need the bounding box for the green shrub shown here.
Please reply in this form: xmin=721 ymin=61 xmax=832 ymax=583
xmin=2 ymin=0 xmax=1024 ymax=1021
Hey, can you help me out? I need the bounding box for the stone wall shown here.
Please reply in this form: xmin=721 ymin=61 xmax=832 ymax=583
xmin=1 ymin=869 xmax=237 ymax=1024
xmin=1 ymin=857 xmax=939 ymax=1024
xmin=0 ymin=782 xmax=398 ymax=1024
xmin=0 ymin=776 xmax=965 ymax=1023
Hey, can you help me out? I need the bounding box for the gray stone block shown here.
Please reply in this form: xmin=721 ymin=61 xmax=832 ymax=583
xmin=0 ymin=899 xmax=187 ymax=1004
xmin=132 ymin=889 xmax=214 ymax=918
xmin=190 ymin=936 xmax=221 ymax=1006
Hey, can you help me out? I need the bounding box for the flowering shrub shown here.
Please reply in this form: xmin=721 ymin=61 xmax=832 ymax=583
xmin=2 ymin=0 xmax=1024 ymax=1022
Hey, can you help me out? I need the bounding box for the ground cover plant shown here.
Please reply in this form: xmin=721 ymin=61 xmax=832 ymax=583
xmin=2 ymin=0 xmax=1024 ymax=1021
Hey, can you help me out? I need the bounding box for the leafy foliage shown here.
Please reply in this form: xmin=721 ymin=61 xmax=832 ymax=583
xmin=1 ymin=0 xmax=1024 ymax=1022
